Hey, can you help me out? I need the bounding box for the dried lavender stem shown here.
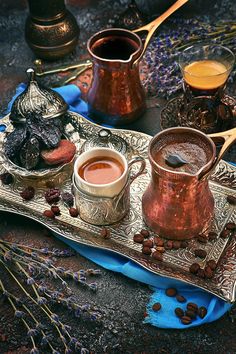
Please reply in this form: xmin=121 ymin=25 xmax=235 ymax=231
xmin=0 ymin=280 xmax=37 ymax=352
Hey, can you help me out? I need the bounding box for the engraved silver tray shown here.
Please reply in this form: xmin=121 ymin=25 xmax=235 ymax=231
xmin=0 ymin=112 xmax=235 ymax=303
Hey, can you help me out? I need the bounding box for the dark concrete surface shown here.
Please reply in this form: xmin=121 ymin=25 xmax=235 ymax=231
xmin=0 ymin=1 xmax=236 ymax=353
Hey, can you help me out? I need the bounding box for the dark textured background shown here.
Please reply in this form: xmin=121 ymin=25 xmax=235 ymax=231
xmin=0 ymin=1 xmax=235 ymax=353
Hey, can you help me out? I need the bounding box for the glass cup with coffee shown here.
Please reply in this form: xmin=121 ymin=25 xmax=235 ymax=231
xmin=73 ymin=147 xmax=146 ymax=225
xmin=178 ymin=44 xmax=235 ymax=133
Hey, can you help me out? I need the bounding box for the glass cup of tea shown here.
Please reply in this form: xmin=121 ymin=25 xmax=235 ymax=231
xmin=73 ymin=147 xmax=146 ymax=225
xmin=178 ymin=44 xmax=235 ymax=133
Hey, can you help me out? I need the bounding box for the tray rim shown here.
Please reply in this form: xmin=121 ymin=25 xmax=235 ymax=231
xmin=0 ymin=111 xmax=235 ymax=303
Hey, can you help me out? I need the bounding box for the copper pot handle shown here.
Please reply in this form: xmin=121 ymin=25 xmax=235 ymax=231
xmin=200 ymin=127 xmax=236 ymax=180
xmin=132 ymin=0 xmax=189 ymax=66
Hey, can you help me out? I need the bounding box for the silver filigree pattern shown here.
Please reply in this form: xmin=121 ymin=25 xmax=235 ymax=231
xmin=0 ymin=112 xmax=235 ymax=302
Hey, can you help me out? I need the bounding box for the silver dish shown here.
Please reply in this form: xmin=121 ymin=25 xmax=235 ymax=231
xmin=0 ymin=112 xmax=235 ymax=302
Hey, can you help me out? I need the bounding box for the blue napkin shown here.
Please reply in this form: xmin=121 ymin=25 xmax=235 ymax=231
xmin=4 ymin=83 xmax=232 ymax=328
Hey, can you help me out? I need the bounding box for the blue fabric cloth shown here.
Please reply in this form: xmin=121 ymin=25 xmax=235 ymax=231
xmin=4 ymin=83 xmax=232 ymax=329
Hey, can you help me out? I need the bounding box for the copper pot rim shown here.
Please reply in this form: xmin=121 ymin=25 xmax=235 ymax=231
xmin=87 ymin=28 xmax=143 ymax=64
xmin=148 ymin=127 xmax=216 ymax=178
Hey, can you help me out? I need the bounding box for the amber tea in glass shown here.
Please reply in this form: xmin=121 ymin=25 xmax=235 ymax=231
xmin=178 ymin=44 xmax=235 ymax=132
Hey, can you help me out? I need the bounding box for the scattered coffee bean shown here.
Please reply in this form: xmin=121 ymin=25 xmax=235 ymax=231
xmin=140 ymin=229 xmax=150 ymax=238
xmin=204 ymin=266 xmax=214 ymax=279
xmin=181 ymin=316 xmax=192 ymax=325
xmin=43 ymin=210 xmax=55 ymax=219
xmin=198 ymin=306 xmax=207 ymax=319
xmin=142 ymin=246 xmax=152 ymax=255
xmin=20 ymin=186 xmax=35 ymax=201
xmin=189 ymin=263 xmax=200 ymax=274
xmin=197 ymin=268 xmax=206 ymax=279
xmin=194 ymin=249 xmax=207 ymax=259
xmin=69 ymin=207 xmax=79 ymax=217
xmin=180 ymin=241 xmax=189 ymax=248
xmin=143 ymin=239 xmax=153 ymax=248
xmin=227 ymin=195 xmax=236 ymax=205
xmin=185 ymin=310 xmax=196 ymax=320
xmin=100 ymin=228 xmax=111 ymax=239
xmin=45 ymin=188 xmax=61 ymax=204
xmin=152 ymin=302 xmax=161 ymax=312
xmin=176 ymin=295 xmax=186 ymax=303
xmin=155 ymin=246 xmax=165 ymax=253
xmin=0 ymin=172 xmax=13 ymax=185
xmin=197 ymin=234 xmax=208 ymax=244
xmin=225 ymin=222 xmax=236 ymax=231
xmin=220 ymin=229 xmax=230 ymax=239
xmin=206 ymin=259 xmax=217 ymax=270
xmin=164 ymin=240 xmax=173 ymax=250
xmin=62 ymin=192 xmax=74 ymax=207
xmin=165 ymin=288 xmax=177 ymax=297
xmin=152 ymin=251 xmax=163 ymax=261
xmin=173 ymin=241 xmax=181 ymax=250
xmin=208 ymin=231 xmax=217 ymax=241
xmin=133 ymin=233 xmax=144 ymax=243
xmin=175 ymin=307 xmax=184 ymax=318
xmin=187 ymin=302 xmax=198 ymax=313
xmin=51 ymin=205 xmax=61 ymax=216
xmin=154 ymin=237 xmax=164 ymax=247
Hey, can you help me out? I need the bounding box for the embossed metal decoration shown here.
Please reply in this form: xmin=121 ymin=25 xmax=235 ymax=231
xmin=160 ymin=95 xmax=236 ymax=133
xmin=0 ymin=112 xmax=235 ymax=302
xmin=81 ymin=129 xmax=128 ymax=155
xmin=10 ymin=68 xmax=68 ymax=124
xmin=25 ymin=0 xmax=79 ymax=60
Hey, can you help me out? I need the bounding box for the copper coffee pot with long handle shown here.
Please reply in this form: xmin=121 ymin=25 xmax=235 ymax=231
xmin=87 ymin=0 xmax=189 ymax=126
xmin=142 ymin=127 xmax=236 ymax=241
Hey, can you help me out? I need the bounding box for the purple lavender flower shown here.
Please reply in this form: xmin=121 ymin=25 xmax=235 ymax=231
xmin=80 ymin=348 xmax=89 ymax=354
xmin=37 ymin=296 xmax=47 ymax=305
xmin=14 ymin=310 xmax=25 ymax=318
xmin=27 ymin=328 xmax=38 ymax=337
xmin=51 ymin=313 xmax=60 ymax=324
xmin=27 ymin=277 xmax=35 ymax=285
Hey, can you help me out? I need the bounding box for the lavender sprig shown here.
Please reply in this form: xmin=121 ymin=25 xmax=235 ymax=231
xmin=0 ymin=239 xmax=100 ymax=353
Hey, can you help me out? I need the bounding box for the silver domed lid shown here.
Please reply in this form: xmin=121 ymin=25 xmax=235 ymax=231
xmin=81 ymin=128 xmax=127 ymax=155
xmin=10 ymin=68 xmax=68 ymax=124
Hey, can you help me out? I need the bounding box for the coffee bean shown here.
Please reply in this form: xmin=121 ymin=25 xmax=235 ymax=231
xmin=181 ymin=316 xmax=192 ymax=325
xmin=189 ymin=263 xmax=200 ymax=274
xmin=100 ymin=227 xmax=111 ymax=239
xmin=225 ymin=222 xmax=236 ymax=231
xmin=176 ymin=295 xmax=186 ymax=303
xmin=220 ymin=229 xmax=230 ymax=239
xmin=207 ymin=259 xmax=217 ymax=270
xmin=152 ymin=302 xmax=161 ymax=312
xmin=152 ymin=251 xmax=163 ymax=261
xmin=69 ymin=207 xmax=79 ymax=217
xmin=185 ymin=310 xmax=196 ymax=320
xmin=197 ymin=234 xmax=208 ymax=244
xmin=51 ymin=205 xmax=61 ymax=216
xmin=143 ymin=239 xmax=153 ymax=248
xmin=204 ymin=266 xmax=214 ymax=279
xmin=43 ymin=210 xmax=55 ymax=219
xmin=227 ymin=195 xmax=236 ymax=205
xmin=194 ymin=249 xmax=207 ymax=259
xmin=164 ymin=240 xmax=173 ymax=250
xmin=133 ymin=233 xmax=144 ymax=243
xmin=180 ymin=241 xmax=189 ymax=248
xmin=154 ymin=237 xmax=164 ymax=247
xmin=208 ymin=231 xmax=217 ymax=241
xmin=142 ymin=246 xmax=152 ymax=255
xmin=173 ymin=241 xmax=181 ymax=250
xmin=175 ymin=307 xmax=184 ymax=318
xmin=187 ymin=302 xmax=198 ymax=313
xmin=165 ymin=288 xmax=177 ymax=297
xmin=140 ymin=229 xmax=150 ymax=238
xmin=198 ymin=306 xmax=207 ymax=319
xmin=155 ymin=246 xmax=165 ymax=253
xmin=197 ymin=268 xmax=206 ymax=279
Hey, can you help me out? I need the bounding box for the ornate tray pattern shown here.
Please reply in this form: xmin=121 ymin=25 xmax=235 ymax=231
xmin=0 ymin=112 xmax=235 ymax=303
